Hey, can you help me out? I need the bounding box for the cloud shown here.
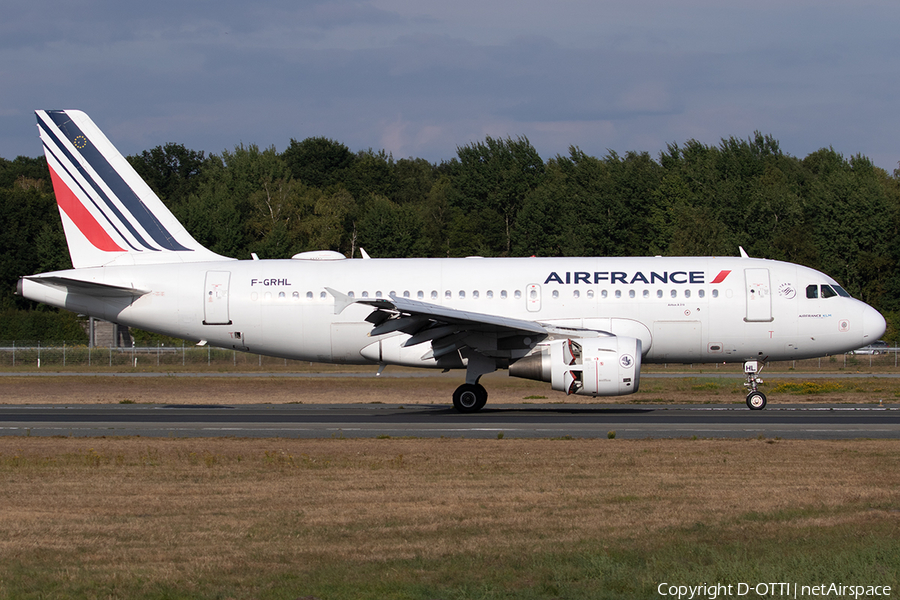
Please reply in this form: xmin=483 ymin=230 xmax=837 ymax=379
xmin=2 ymin=0 xmax=900 ymax=170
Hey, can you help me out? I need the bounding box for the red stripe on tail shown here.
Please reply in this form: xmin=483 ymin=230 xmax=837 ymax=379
xmin=48 ymin=166 xmax=124 ymax=252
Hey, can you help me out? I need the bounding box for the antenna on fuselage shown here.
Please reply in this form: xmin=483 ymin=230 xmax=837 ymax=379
xmin=739 ymin=246 xmax=750 ymax=258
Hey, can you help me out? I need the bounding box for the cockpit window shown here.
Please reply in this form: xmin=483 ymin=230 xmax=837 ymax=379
xmin=833 ymin=285 xmax=851 ymax=298
xmin=807 ymin=284 xmax=850 ymax=299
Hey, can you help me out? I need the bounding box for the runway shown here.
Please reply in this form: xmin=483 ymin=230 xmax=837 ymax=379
xmin=1 ymin=403 xmax=898 ymax=439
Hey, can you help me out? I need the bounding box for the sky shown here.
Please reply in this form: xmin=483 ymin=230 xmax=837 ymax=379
xmin=2 ymin=0 xmax=899 ymax=171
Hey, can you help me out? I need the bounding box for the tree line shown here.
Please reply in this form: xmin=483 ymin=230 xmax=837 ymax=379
xmin=2 ymin=131 xmax=899 ymax=342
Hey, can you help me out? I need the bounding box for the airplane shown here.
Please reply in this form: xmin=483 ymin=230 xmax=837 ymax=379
xmin=17 ymin=110 xmax=887 ymax=412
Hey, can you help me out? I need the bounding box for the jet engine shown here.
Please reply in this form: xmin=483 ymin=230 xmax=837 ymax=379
xmin=508 ymin=336 xmax=642 ymax=396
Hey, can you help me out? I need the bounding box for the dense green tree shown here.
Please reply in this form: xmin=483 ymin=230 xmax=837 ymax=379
xmin=357 ymin=195 xmax=422 ymax=258
xmin=449 ymin=136 xmax=545 ymax=255
xmin=127 ymin=144 xmax=207 ymax=209
xmin=282 ymin=137 xmax=355 ymax=189
xmin=0 ymin=180 xmax=65 ymax=309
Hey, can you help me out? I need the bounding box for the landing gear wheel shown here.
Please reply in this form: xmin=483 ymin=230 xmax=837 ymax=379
xmin=453 ymin=383 xmax=488 ymax=413
xmin=746 ymin=391 xmax=767 ymax=410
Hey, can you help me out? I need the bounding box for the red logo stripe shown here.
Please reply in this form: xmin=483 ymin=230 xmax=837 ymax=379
xmin=710 ymin=270 xmax=732 ymax=284
xmin=48 ymin=166 xmax=125 ymax=252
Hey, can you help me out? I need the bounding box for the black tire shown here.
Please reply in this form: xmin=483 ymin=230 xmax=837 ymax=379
xmin=746 ymin=391 xmax=767 ymax=410
xmin=453 ymin=383 xmax=488 ymax=413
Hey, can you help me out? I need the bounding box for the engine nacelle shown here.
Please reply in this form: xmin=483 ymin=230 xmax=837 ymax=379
xmin=509 ymin=336 xmax=642 ymax=396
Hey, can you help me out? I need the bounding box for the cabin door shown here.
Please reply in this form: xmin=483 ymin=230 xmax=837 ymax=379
xmin=203 ymin=271 xmax=232 ymax=325
xmin=744 ymin=268 xmax=773 ymax=322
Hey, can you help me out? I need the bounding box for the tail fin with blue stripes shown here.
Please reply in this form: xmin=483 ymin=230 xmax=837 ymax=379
xmin=36 ymin=110 xmax=229 ymax=268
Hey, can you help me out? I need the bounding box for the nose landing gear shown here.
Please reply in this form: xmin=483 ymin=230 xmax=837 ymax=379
xmin=743 ymin=360 xmax=767 ymax=410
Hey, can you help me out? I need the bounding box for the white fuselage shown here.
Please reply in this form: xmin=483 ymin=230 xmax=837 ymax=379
xmin=21 ymin=255 xmax=885 ymax=368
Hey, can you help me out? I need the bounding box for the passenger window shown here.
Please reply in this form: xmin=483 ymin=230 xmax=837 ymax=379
xmin=587 ymin=290 xmax=594 ymax=298
xmin=643 ymin=290 xmax=649 ymax=298
xmin=487 ymin=290 xmax=494 ymax=299
xmin=278 ymin=291 xmax=285 ymax=298
xmin=459 ymin=291 xmax=466 ymax=299
xmin=821 ymin=285 xmax=837 ymax=299
xmin=403 ymin=291 xmax=410 ymax=298
xmin=601 ymin=290 xmax=608 ymax=299
xmin=574 ymin=290 xmax=580 ymax=298
xmin=670 ymin=290 xmax=677 ymax=298
xmin=552 ymin=290 xmax=559 ymax=299
xmin=515 ymin=290 xmax=522 ymax=299
xmin=615 ymin=290 xmax=622 ymax=299
xmin=684 ymin=289 xmax=691 ymax=298
xmin=530 ymin=289 xmax=537 ymax=299
xmin=320 ymin=291 xmax=327 ymax=299
xmin=292 ymin=291 xmax=299 ymax=300
xmin=431 ymin=290 xmax=438 ymax=300
xmin=348 ymin=291 xmax=355 ymax=298
xmin=657 ymin=289 xmax=663 ymax=298
xmin=417 ymin=291 xmax=424 ymax=300
xmin=306 ymin=291 xmax=313 ymax=299
xmin=445 ymin=290 xmax=452 ymax=299
xmin=806 ymin=285 xmax=818 ymax=299
xmin=698 ymin=289 xmax=705 ymax=298
xmin=501 ymin=290 xmax=508 ymax=299
xmin=473 ymin=290 xmax=479 ymax=299
xmin=362 ymin=291 xmax=369 ymax=298
xmin=376 ymin=291 xmax=383 ymax=298
xmin=712 ymin=289 xmax=718 ymax=298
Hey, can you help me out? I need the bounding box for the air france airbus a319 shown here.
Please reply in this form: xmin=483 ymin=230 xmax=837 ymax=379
xmin=18 ymin=110 xmax=886 ymax=411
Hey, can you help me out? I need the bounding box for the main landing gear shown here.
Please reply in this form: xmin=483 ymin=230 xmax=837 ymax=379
xmin=452 ymin=353 xmax=495 ymax=413
xmin=743 ymin=360 xmax=767 ymax=410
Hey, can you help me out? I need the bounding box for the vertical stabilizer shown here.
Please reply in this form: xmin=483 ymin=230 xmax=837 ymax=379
xmin=35 ymin=110 xmax=230 ymax=268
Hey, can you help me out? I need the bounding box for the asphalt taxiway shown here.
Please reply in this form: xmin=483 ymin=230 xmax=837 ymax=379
xmin=0 ymin=403 xmax=898 ymax=439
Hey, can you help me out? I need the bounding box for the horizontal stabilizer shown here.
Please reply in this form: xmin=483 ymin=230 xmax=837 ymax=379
xmin=22 ymin=276 xmax=149 ymax=298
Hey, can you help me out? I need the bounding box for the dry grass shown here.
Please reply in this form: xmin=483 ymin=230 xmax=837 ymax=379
xmin=0 ymin=371 xmax=898 ymax=406
xmin=1 ymin=438 xmax=898 ymax=571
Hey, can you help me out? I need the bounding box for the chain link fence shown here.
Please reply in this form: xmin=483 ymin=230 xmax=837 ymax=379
xmin=0 ymin=342 xmax=317 ymax=370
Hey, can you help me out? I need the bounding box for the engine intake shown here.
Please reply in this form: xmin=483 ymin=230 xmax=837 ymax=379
xmin=509 ymin=336 xmax=642 ymax=396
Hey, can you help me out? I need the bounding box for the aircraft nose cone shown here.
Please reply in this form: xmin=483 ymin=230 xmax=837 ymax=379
xmin=863 ymin=304 xmax=887 ymax=342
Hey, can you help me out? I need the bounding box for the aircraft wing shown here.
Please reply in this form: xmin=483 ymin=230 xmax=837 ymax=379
xmin=327 ymin=288 xmax=549 ymax=361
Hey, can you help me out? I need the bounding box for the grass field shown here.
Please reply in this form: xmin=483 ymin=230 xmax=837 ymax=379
xmin=0 ymin=372 xmax=898 ymax=599
xmin=0 ymin=436 xmax=898 ymax=599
